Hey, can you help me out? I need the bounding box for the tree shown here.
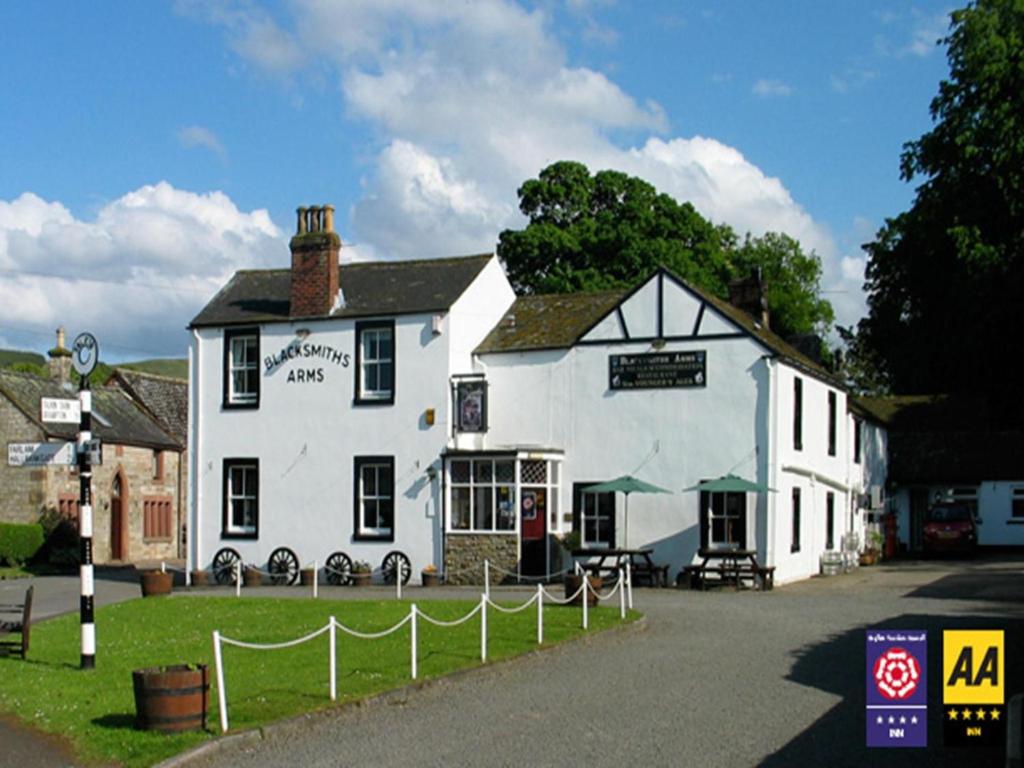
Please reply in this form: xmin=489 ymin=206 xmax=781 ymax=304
xmin=498 ymin=161 xmax=834 ymax=340
xmin=856 ymin=0 xmax=1024 ymax=406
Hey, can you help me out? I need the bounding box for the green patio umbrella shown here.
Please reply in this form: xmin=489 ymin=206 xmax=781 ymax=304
xmin=582 ymin=475 xmax=672 ymax=548
xmin=682 ymin=474 xmax=777 ymax=494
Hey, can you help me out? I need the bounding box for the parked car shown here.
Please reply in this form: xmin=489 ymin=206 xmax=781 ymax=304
xmin=922 ymin=502 xmax=977 ymax=555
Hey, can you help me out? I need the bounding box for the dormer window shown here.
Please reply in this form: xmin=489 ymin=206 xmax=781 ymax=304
xmin=224 ymin=328 xmax=260 ymax=408
xmin=355 ymin=320 xmax=394 ymax=405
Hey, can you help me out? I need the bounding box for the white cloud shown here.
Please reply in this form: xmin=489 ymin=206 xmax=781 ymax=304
xmin=178 ymin=125 xmax=226 ymax=157
xmin=0 ymin=184 xmax=283 ymax=358
xmin=752 ymin=79 xmax=793 ymax=98
xmin=907 ymin=10 xmax=950 ymax=57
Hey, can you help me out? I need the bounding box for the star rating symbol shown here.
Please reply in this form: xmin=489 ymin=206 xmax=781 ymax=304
xmin=975 ymin=708 xmax=987 ymax=720
xmin=989 ymin=709 xmax=1001 ymax=721
xmin=899 ymin=716 xmax=907 ymax=724
xmin=911 ymin=715 xmax=918 ymax=724
xmin=888 ymin=715 xmax=895 ymax=724
xmin=876 ymin=715 xmax=883 ymax=724
xmin=948 ymin=709 xmax=960 ymax=720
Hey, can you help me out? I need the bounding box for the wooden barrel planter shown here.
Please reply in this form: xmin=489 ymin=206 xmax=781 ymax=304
xmin=139 ymin=571 xmax=173 ymax=597
xmin=350 ymin=571 xmax=372 ymax=587
xmin=190 ymin=570 xmax=209 ymax=587
xmin=243 ymin=567 xmax=263 ymax=587
xmin=132 ymin=664 xmax=209 ymax=732
xmin=421 ymin=570 xmax=440 ymax=587
xmin=564 ymin=574 xmax=602 ymax=606
xmin=300 ymin=568 xmax=316 ymax=586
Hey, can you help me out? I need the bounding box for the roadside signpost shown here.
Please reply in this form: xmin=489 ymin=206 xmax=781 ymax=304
xmin=7 ymin=442 xmax=77 ymax=467
xmin=72 ymin=332 xmax=99 ymax=670
xmin=40 ymin=397 xmax=81 ymax=424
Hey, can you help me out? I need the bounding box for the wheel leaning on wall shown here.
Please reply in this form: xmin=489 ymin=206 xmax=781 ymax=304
xmin=267 ymin=547 xmax=299 ymax=586
xmin=381 ymin=551 xmax=411 ymax=586
xmin=324 ymin=551 xmax=353 ymax=586
xmin=211 ymin=547 xmax=241 ymax=585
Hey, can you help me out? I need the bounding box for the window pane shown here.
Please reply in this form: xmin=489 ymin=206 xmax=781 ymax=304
xmin=474 ymin=486 xmax=493 ymax=530
xmin=379 ymin=362 xmax=393 ymax=390
xmin=232 ymin=339 xmax=246 ymax=366
xmin=452 ymin=487 xmax=471 ymax=529
xmin=380 ymin=464 xmax=393 ymax=492
xmin=379 ymin=331 xmax=392 ymax=359
xmin=495 ymin=461 xmax=515 ymax=483
xmin=474 ymin=461 xmax=493 ymax=482
xmin=364 ymin=365 xmax=379 ymax=392
xmin=363 ymin=466 xmax=377 ymax=495
xmin=364 ymin=499 xmax=378 ymax=529
xmin=450 ymin=461 xmax=470 ymax=483
xmin=380 ymin=498 xmax=394 ymax=530
xmin=364 ymin=332 xmax=378 ymax=359
xmin=496 ymin=486 xmax=514 ymax=530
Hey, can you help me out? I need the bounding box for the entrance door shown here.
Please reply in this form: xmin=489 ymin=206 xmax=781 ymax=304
xmin=910 ymin=488 xmax=928 ymax=552
xmin=520 ymin=489 xmax=547 ymax=576
xmin=111 ymin=473 xmax=125 ymax=561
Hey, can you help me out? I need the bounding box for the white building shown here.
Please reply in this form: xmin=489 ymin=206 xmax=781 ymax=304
xmin=188 ymin=206 xmax=883 ymax=586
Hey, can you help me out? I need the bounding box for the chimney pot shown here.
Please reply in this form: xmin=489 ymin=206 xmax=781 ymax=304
xmin=324 ymin=205 xmax=335 ymax=233
xmin=289 ymin=202 xmax=341 ymax=318
xmin=296 ymin=207 xmax=308 ymax=235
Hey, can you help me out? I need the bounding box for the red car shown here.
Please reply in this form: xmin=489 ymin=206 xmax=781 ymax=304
xmin=922 ymin=503 xmax=977 ymax=554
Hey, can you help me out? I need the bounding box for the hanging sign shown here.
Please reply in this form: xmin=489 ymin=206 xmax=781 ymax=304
xmin=72 ymin=332 xmax=99 ymax=377
xmin=609 ymin=350 xmax=706 ymax=390
xmin=41 ymin=397 xmax=81 ymax=424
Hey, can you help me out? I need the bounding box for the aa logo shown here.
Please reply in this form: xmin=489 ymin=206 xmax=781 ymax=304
xmin=943 ymin=630 xmax=1003 ymax=704
xmin=943 ymin=630 xmax=1005 ymax=748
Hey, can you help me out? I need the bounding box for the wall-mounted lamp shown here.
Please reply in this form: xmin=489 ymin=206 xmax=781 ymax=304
xmin=424 ymin=408 xmax=435 ymax=426
xmin=296 ymin=328 xmax=311 ymax=340
xmin=651 ymin=337 xmax=667 ymax=350
xmin=426 ymin=465 xmax=438 ymax=481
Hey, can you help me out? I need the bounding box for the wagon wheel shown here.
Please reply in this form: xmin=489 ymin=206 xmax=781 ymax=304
xmin=212 ymin=547 xmax=241 ymax=585
xmin=325 ymin=551 xmax=353 ymax=586
xmin=381 ymin=550 xmax=411 ymax=585
xmin=268 ymin=547 xmax=299 ymax=586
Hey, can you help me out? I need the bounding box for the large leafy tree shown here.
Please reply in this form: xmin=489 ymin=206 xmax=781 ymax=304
xmin=498 ymin=161 xmax=833 ymax=340
xmin=857 ymin=0 xmax=1024 ymax=404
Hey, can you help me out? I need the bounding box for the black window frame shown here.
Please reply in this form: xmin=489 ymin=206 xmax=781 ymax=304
xmin=354 ymin=320 xmax=395 ymax=406
xmin=572 ymin=482 xmax=616 ymax=549
xmin=825 ymin=491 xmax=835 ymax=550
xmin=791 ymin=487 xmax=801 ymax=553
xmin=353 ymin=455 xmax=395 ymax=542
xmin=853 ymin=417 xmax=862 ymax=464
xmin=827 ymin=390 xmax=837 ymax=456
xmin=793 ymin=377 xmax=803 ymax=451
xmin=221 ymin=458 xmax=259 ymax=540
xmin=223 ymin=327 xmax=261 ymax=409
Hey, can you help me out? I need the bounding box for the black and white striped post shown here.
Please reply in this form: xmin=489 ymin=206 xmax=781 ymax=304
xmin=72 ymin=332 xmax=99 ymax=670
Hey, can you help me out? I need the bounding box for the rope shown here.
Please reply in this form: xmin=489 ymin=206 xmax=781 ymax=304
xmin=487 ymin=563 xmax=573 ymax=583
xmin=219 ymin=622 xmax=332 ymax=650
xmin=417 ymin=602 xmax=483 ymax=627
xmin=587 ymin=577 xmax=622 ymax=602
xmin=539 ymin=583 xmax=586 ymax=605
xmin=485 ymin=593 xmax=539 ymax=614
xmin=332 ymin=614 xmax=411 ymax=640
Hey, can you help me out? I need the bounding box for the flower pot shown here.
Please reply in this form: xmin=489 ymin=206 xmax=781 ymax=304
xmin=421 ymin=570 xmax=440 ymax=588
xmin=350 ymin=571 xmax=371 ymax=587
xmin=564 ymin=574 xmax=602 ymax=606
xmin=243 ymin=567 xmax=262 ymax=587
xmin=859 ymin=551 xmax=878 ymax=566
xmin=189 ymin=570 xmax=208 ymax=587
xmin=132 ymin=664 xmax=209 ymax=732
xmin=300 ymin=568 xmax=316 ymax=586
xmin=140 ymin=570 xmax=173 ymax=597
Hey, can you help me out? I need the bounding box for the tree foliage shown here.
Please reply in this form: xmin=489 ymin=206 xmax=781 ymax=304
xmin=857 ymin=0 xmax=1024 ymax=404
xmin=498 ymin=161 xmax=833 ymax=340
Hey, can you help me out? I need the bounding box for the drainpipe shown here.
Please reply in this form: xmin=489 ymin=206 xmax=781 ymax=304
xmin=186 ymin=333 xmax=199 ymax=577
xmin=765 ymin=355 xmax=778 ymax=569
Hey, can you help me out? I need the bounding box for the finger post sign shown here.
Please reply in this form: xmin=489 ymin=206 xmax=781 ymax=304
xmin=866 ymin=630 xmax=928 ymax=747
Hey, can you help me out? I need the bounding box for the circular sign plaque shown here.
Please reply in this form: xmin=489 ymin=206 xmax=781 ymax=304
xmin=72 ymin=332 xmax=99 ymax=377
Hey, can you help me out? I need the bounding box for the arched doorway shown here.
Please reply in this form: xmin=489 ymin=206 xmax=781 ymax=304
xmin=111 ymin=472 xmax=127 ymax=561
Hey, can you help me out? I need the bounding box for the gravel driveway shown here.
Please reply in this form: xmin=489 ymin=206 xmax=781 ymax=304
xmin=180 ymin=556 xmax=1024 ymax=768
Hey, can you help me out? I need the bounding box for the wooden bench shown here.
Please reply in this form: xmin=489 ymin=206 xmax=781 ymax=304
xmin=679 ymin=563 xmax=775 ymax=591
xmin=0 ymin=586 xmax=33 ymax=659
xmin=630 ymin=563 xmax=670 ymax=588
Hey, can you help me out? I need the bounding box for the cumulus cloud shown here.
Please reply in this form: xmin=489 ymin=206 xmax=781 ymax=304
xmin=752 ymin=79 xmax=793 ymax=98
xmin=178 ymin=125 xmax=226 ymax=157
xmin=0 ymin=184 xmax=283 ymax=358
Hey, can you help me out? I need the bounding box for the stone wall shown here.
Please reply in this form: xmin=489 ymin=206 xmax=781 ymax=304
xmin=0 ymin=398 xmax=47 ymax=524
xmin=444 ymin=533 xmax=518 ymax=585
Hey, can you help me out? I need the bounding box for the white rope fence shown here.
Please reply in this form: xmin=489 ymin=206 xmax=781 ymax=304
xmin=211 ymin=570 xmax=630 ymax=732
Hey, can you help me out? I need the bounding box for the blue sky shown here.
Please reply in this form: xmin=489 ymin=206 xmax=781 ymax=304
xmin=0 ymin=1 xmax=952 ymax=361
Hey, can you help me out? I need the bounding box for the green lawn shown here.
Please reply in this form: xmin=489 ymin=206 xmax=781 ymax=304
xmin=0 ymin=595 xmax=637 ymax=767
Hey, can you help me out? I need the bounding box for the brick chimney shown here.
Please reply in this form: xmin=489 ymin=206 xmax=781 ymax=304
xmin=48 ymin=326 xmax=72 ymax=383
xmin=728 ymin=267 xmax=769 ymax=328
xmin=289 ymin=204 xmax=341 ymax=318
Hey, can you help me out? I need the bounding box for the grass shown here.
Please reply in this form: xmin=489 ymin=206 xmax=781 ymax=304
xmin=0 ymin=595 xmax=637 ymax=767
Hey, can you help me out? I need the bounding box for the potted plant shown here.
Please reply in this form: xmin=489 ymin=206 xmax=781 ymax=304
xmin=421 ymin=564 xmax=441 ymax=587
xmin=351 ymin=560 xmax=372 ymax=586
xmin=189 ymin=569 xmax=208 ymax=587
xmin=139 ymin=569 xmax=173 ymax=597
xmin=861 ymin=530 xmax=883 ymax=566
xmin=243 ymin=564 xmax=263 ymax=587
xmin=132 ymin=663 xmax=209 ymax=732
xmin=300 ymin=565 xmax=317 ymax=586
xmin=563 ymin=572 xmax=602 ymax=606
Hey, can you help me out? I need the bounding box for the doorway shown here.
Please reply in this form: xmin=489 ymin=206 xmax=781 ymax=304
xmin=910 ymin=488 xmax=928 ymax=552
xmin=520 ymin=488 xmax=547 ymax=576
xmin=111 ymin=472 xmax=127 ymax=561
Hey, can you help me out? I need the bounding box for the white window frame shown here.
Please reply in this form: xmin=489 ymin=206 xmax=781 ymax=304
xmin=358 ymin=461 xmax=394 ymax=537
xmin=448 ymin=458 xmax=517 ymax=534
xmin=580 ymin=490 xmax=614 ymax=548
xmin=227 ymin=332 xmax=259 ymax=405
xmin=225 ymin=462 xmax=258 ymax=536
xmin=357 ymin=323 xmax=394 ymax=402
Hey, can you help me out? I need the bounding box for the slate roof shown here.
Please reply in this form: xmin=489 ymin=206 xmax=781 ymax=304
xmin=190 ymin=254 xmax=494 ymax=328
xmin=0 ymin=370 xmax=179 ymax=451
xmin=475 ymin=267 xmax=837 ymax=384
xmin=107 ymin=369 xmax=188 ymax=448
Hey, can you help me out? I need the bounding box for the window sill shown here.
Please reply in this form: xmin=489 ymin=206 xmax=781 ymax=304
xmin=222 ymin=401 xmax=259 ymax=411
xmin=221 ymin=531 xmax=258 ymax=540
xmin=353 ymin=532 xmax=394 ymax=543
xmin=353 ymin=396 xmax=395 ymax=407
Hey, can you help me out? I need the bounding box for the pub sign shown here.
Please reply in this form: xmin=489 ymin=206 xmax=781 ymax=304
xmin=609 ymin=350 xmax=706 ymax=390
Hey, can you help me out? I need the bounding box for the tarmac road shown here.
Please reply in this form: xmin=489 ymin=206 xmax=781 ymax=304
xmin=183 ymin=556 xmax=1024 ymax=768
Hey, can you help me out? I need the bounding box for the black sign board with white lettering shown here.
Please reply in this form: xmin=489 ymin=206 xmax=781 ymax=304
xmin=609 ymin=351 xmax=706 ymax=390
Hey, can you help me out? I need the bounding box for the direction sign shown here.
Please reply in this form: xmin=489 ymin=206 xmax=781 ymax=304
xmin=7 ymin=442 xmax=76 ymax=467
xmin=41 ymin=397 xmax=81 ymax=424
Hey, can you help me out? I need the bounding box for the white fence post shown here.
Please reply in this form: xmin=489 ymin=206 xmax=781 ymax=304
xmin=484 ymin=560 xmax=490 ymax=599
xmin=213 ymin=630 xmax=229 ymax=733
xmin=536 ymin=584 xmax=543 ymax=645
xmin=397 ymin=567 xmax=402 ymax=601
xmin=480 ymin=594 xmax=488 ymax=662
xmin=626 ymin=563 xmax=633 ymax=610
xmin=329 ymin=616 xmax=337 ymax=701
xmin=582 ymin=576 xmax=589 ymax=630
xmin=410 ymin=604 xmax=418 ymax=680
xmin=160 ymin=561 xmax=166 ymax=574
xmin=313 ymin=560 xmax=318 ymax=600
xmin=619 ymin=568 xmax=626 ymax=619
xmin=235 ymin=561 xmax=241 ymax=598
xmin=185 ymin=566 xmax=191 ymax=587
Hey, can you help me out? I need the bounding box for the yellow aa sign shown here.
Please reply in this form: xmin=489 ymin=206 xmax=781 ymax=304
xmin=943 ymin=630 xmax=1004 ymax=705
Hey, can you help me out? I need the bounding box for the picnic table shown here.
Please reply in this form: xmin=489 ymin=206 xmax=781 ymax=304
xmin=571 ymin=547 xmax=670 ymax=587
xmin=681 ymin=548 xmax=775 ymax=591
